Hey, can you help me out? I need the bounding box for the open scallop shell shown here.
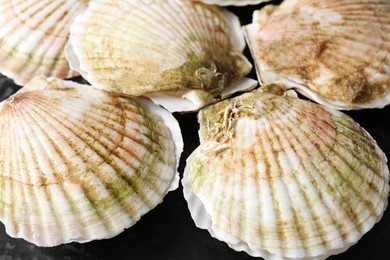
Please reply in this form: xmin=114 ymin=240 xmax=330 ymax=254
xmin=193 ymin=0 xmax=271 ymax=6
xmin=66 ymin=0 xmax=256 ymax=112
xmin=183 ymin=89 xmax=389 ymax=259
xmin=0 ymin=77 xmax=183 ymax=247
xmin=0 ymin=0 xmax=88 ymax=86
xmin=244 ymin=0 xmax=390 ymax=110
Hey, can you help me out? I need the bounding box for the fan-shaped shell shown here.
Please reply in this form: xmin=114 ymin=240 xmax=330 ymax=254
xmin=194 ymin=0 xmax=270 ymax=6
xmin=66 ymin=0 xmax=255 ymax=112
xmin=0 ymin=0 xmax=88 ymax=86
xmin=183 ymin=90 xmax=389 ymax=259
xmin=244 ymin=0 xmax=390 ymax=110
xmin=0 ymin=77 xmax=183 ymax=247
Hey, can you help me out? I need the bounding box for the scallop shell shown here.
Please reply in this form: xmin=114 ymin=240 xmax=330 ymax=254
xmin=66 ymin=0 xmax=255 ymax=112
xmin=244 ymin=0 xmax=390 ymax=110
xmin=193 ymin=0 xmax=270 ymax=6
xmin=183 ymin=90 xmax=389 ymax=259
xmin=0 ymin=77 xmax=183 ymax=247
xmin=0 ymin=0 xmax=88 ymax=86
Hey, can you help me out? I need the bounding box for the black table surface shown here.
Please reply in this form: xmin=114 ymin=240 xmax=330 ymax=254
xmin=0 ymin=1 xmax=389 ymax=259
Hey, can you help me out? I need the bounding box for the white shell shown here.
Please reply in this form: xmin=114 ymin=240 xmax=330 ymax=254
xmin=194 ymin=0 xmax=271 ymax=6
xmin=183 ymin=90 xmax=389 ymax=259
xmin=244 ymin=0 xmax=390 ymax=110
xmin=0 ymin=77 xmax=183 ymax=247
xmin=0 ymin=0 xmax=88 ymax=85
xmin=66 ymin=0 xmax=255 ymax=112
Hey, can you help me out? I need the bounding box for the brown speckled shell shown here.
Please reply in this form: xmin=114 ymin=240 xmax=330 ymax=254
xmin=244 ymin=0 xmax=390 ymax=110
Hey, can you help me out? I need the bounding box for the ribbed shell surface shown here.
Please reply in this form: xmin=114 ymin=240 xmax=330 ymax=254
xmin=244 ymin=0 xmax=390 ymax=110
xmin=67 ymin=0 xmax=253 ymax=112
xmin=183 ymin=90 xmax=389 ymax=259
xmin=0 ymin=0 xmax=87 ymax=85
xmin=0 ymin=78 xmax=181 ymax=246
xmin=194 ymin=0 xmax=270 ymax=6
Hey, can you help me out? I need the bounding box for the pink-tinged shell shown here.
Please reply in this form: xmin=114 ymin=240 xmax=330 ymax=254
xmin=244 ymin=0 xmax=390 ymax=110
xmin=183 ymin=90 xmax=389 ymax=259
xmin=0 ymin=0 xmax=87 ymax=85
xmin=66 ymin=0 xmax=255 ymax=112
xmin=0 ymin=77 xmax=183 ymax=247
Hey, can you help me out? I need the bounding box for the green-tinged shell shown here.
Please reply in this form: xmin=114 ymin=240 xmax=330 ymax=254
xmin=0 ymin=77 xmax=183 ymax=247
xmin=0 ymin=0 xmax=88 ymax=85
xmin=244 ymin=0 xmax=390 ymax=110
xmin=183 ymin=90 xmax=389 ymax=259
xmin=66 ymin=0 xmax=255 ymax=112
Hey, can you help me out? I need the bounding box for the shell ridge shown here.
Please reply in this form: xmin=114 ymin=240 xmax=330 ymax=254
xmin=13 ymin=0 xmax=63 ymax=37
xmin=257 ymin=104 xmax=334 ymax=257
xmin=283 ymin=104 xmax=382 ymax=208
xmin=134 ymin=98 xmax=183 ymax=192
xmin=101 ymin=99 xmax=178 ymax=217
xmin=0 ymin=0 xmax=84 ymax=84
xmin=0 ymin=108 xmax=33 ymax=241
xmin=266 ymin=103 xmax=350 ymax=255
xmin=251 ymin=135 xmax=268 ymax=252
xmin=330 ymin=115 xmax=388 ymax=187
xmin=16 ymin=95 xmax=134 ymax=236
xmin=26 ymin=94 xmax=161 ymax=213
xmin=85 ymin=99 xmax=162 ymax=212
xmin=278 ymin=106 xmax=368 ymax=235
xmin=272 ymin=102 xmax=384 ymax=243
xmin=10 ymin=107 xmax=67 ymax=246
xmin=257 ymin=111 xmax=291 ymax=255
xmin=27 ymin=94 xmax=127 ymax=168
xmin=266 ymin=96 xmax=366 ymax=254
xmin=15 ymin=107 xmax=95 ymax=243
xmin=107 ymin=110 xmax=170 ymax=210
xmin=158 ymin=1 xmax=199 ymax=53
xmin=333 ymin=120 xmax=387 ymax=182
xmin=229 ymin=95 xmax=362 ymax=254
xmin=246 ymin=128 xmax=270 ymax=252
xmin=259 ymin=110 xmax=316 ymax=257
xmin=29 ymin=96 xmax=167 ymax=236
